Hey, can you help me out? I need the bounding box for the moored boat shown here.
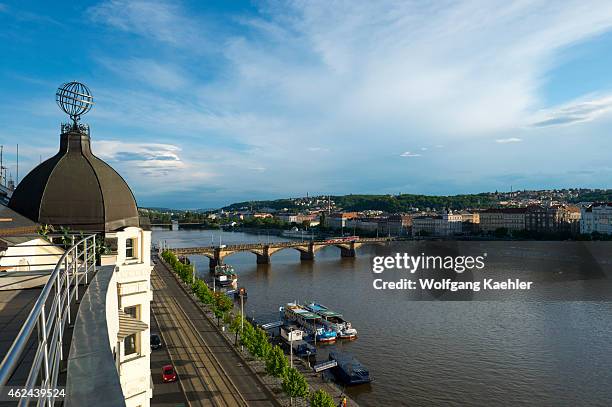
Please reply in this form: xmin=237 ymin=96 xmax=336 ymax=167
xmin=305 ymin=302 xmax=358 ymax=340
xmin=280 ymin=326 xmax=317 ymax=358
xmin=214 ymin=264 xmax=237 ymax=287
xmin=281 ymin=302 xmax=337 ymax=344
xmin=328 ymin=351 xmax=371 ymax=385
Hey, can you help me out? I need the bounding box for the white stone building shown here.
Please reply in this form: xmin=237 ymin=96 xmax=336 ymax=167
xmin=580 ymin=203 xmax=612 ymax=235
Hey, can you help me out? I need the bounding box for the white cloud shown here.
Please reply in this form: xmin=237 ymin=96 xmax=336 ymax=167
xmin=400 ymin=151 xmax=421 ymax=157
xmin=94 ymin=140 xmax=184 ymax=173
xmin=98 ymin=58 xmax=188 ymax=90
xmin=307 ymin=147 xmax=329 ymax=152
xmin=78 ymin=0 xmax=612 ymax=205
xmin=87 ymin=0 xmax=202 ymax=46
xmin=531 ymin=94 xmax=612 ymax=127
xmin=495 ymin=137 xmax=522 ymax=144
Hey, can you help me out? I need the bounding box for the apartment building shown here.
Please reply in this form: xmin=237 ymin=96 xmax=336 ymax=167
xmin=412 ymin=211 xmax=462 ymax=236
xmin=580 ymin=203 xmax=612 ymax=235
xmin=479 ymin=208 xmax=527 ymax=232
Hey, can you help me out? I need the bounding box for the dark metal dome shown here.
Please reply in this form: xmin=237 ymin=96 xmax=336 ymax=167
xmin=8 ymin=127 xmax=139 ymax=232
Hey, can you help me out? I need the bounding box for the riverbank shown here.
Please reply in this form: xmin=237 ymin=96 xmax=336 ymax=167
xmin=158 ymin=254 xmax=360 ymax=407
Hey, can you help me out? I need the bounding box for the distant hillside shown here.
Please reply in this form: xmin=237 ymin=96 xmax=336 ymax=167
xmin=223 ymin=193 xmax=499 ymax=212
xmin=569 ymin=191 xmax=612 ymax=203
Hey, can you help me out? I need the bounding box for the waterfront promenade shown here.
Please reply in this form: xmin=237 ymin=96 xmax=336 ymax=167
xmin=151 ymin=262 xmax=278 ymax=406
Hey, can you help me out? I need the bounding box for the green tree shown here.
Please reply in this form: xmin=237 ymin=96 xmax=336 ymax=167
xmin=229 ymin=313 xmax=243 ymax=345
xmin=310 ymin=389 xmax=335 ymax=407
xmin=265 ymin=345 xmax=288 ymax=377
xmin=252 ymin=327 xmax=272 ymax=359
xmin=282 ymin=367 xmax=309 ymax=405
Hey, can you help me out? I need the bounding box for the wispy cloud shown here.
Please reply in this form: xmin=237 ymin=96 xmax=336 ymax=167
xmin=97 ymin=57 xmax=189 ymax=90
xmin=531 ymin=94 xmax=612 ymax=127
xmin=7 ymin=0 xmax=612 ymax=207
xmin=400 ymin=151 xmax=421 ymax=157
xmin=94 ymin=140 xmax=184 ymax=174
xmin=496 ymin=137 xmax=522 ymax=144
xmin=307 ymin=147 xmax=330 ymax=152
xmin=87 ymin=0 xmax=203 ymax=46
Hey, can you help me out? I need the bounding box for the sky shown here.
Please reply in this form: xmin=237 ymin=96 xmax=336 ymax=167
xmin=2 ymin=1 xmax=612 ymax=209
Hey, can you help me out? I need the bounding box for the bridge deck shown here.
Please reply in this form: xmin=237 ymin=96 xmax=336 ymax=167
xmin=169 ymin=237 xmax=396 ymax=255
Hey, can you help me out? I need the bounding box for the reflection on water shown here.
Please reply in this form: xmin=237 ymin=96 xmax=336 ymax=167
xmin=153 ymin=229 xmax=612 ymax=406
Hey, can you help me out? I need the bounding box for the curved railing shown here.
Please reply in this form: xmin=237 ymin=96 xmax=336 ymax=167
xmin=0 ymin=234 xmax=96 ymax=407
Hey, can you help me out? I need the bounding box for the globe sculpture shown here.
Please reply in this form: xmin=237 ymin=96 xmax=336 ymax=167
xmin=55 ymin=81 xmax=94 ymax=125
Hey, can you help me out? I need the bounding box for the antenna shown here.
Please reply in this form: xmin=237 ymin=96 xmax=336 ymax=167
xmin=16 ymin=144 xmax=18 ymax=185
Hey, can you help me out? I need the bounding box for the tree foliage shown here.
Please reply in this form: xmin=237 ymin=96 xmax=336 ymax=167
xmin=282 ymin=367 xmax=309 ymax=399
xmin=310 ymin=389 xmax=336 ymax=407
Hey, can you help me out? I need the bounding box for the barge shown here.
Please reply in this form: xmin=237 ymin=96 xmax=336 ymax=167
xmin=281 ymin=302 xmax=337 ymax=343
xmin=328 ymin=351 xmax=371 ymax=385
xmin=305 ymin=302 xmax=357 ymax=340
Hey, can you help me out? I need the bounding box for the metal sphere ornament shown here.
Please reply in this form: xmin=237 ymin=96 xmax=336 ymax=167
xmin=55 ymin=81 xmax=94 ymax=125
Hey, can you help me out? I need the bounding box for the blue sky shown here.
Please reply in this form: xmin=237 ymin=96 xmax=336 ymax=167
xmin=2 ymin=1 xmax=612 ymax=208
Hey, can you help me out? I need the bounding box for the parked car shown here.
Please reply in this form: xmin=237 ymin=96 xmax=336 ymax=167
xmin=162 ymin=364 xmax=177 ymax=382
xmin=151 ymin=334 xmax=162 ymax=350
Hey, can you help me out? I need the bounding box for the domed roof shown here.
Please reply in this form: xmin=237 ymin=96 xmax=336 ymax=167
xmin=9 ymin=127 xmax=139 ymax=232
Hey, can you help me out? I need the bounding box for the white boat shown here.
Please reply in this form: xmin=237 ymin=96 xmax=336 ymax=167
xmin=281 ymin=302 xmax=337 ymax=343
xmin=305 ymin=302 xmax=357 ymax=340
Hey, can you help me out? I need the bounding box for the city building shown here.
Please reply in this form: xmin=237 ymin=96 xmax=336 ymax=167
xmin=275 ymin=213 xmax=299 ymax=223
xmin=479 ymin=207 xmax=527 ymax=233
xmin=345 ymin=217 xmax=380 ymax=233
xmin=379 ymin=214 xmax=412 ymax=236
xmin=324 ymin=212 xmax=359 ymax=229
xmin=581 ymin=203 xmax=612 ymax=235
xmin=525 ymin=205 xmax=581 ymax=234
xmin=412 ymin=211 xmax=462 ymax=237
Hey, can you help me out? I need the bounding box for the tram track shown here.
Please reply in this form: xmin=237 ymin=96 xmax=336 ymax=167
xmin=151 ymin=263 xmax=276 ymax=406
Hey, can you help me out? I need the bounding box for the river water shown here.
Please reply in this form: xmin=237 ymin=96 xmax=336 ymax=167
xmin=153 ymin=228 xmax=612 ymax=406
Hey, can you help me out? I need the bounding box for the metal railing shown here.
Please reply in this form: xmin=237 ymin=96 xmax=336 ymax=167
xmin=0 ymin=234 xmax=96 ymax=407
xmin=168 ymin=236 xmax=398 ymax=254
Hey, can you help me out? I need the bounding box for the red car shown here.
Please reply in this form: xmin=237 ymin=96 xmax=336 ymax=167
xmin=162 ymin=364 xmax=177 ymax=382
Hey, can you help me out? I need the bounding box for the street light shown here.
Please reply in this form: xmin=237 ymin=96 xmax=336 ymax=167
xmin=240 ymin=288 xmax=245 ymax=352
xmin=289 ymin=326 xmax=294 ymax=368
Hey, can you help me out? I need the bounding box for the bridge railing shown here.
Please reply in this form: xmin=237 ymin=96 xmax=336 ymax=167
xmin=169 ymin=237 xmax=396 ymax=253
xmin=0 ymin=234 xmax=97 ymax=407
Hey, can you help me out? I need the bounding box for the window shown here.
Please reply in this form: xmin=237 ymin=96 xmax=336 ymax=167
xmin=126 ymin=238 xmax=135 ymax=259
xmin=124 ymin=305 xmax=139 ymax=319
xmin=124 ymin=334 xmax=137 ymax=356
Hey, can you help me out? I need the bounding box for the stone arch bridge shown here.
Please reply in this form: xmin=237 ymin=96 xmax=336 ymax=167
xmin=168 ymin=237 xmax=396 ymax=269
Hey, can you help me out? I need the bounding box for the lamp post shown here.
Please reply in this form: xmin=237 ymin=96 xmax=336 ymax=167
xmin=240 ymin=289 xmax=244 ymax=352
xmin=289 ymin=327 xmax=294 ymax=368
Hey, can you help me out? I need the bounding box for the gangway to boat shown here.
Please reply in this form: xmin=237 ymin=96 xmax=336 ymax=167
xmin=260 ymin=320 xmax=283 ymax=330
xmin=313 ymin=359 xmax=338 ymax=373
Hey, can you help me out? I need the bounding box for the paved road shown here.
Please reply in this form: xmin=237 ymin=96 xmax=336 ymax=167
xmin=151 ymin=306 xmax=188 ymax=407
xmin=151 ymin=262 xmax=277 ymax=407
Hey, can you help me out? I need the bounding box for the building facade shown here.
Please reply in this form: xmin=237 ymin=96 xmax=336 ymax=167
xmin=525 ymin=205 xmax=581 ymax=234
xmin=412 ymin=212 xmax=462 ymax=236
xmin=581 ymin=203 xmax=612 ymax=235
xmin=479 ymin=208 xmax=527 ymax=232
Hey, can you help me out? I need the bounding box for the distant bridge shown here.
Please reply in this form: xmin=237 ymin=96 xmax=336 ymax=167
xmin=167 ymin=237 xmax=396 ymax=269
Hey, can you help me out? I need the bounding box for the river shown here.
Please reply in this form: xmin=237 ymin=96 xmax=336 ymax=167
xmin=153 ymin=228 xmax=612 ymax=406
